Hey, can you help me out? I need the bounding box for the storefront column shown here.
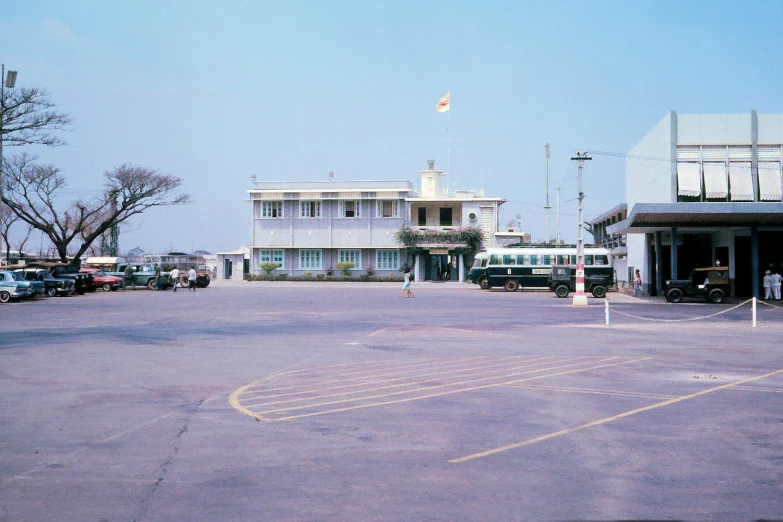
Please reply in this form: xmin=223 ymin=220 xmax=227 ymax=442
xmin=655 ymin=231 xmax=663 ymax=296
xmin=458 ymin=254 xmax=465 ymax=282
xmin=670 ymin=227 xmax=679 ymax=280
xmin=751 ymin=226 xmax=759 ymax=298
xmin=414 ymin=254 xmax=422 ymax=283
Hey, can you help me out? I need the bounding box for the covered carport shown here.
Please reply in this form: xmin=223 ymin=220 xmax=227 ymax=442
xmin=608 ymin=202 xmax=783 ymax=298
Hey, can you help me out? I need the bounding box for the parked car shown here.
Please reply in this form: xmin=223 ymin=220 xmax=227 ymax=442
xmin=51 ymin=266 xmax=94 ymax=295
xmin=16 ymin=268 xmax=75 ymax=297
xmin=79 ymin=268 xmax=123 ymax=291
xmin=664 ymin=267 xmax=730 ymax=304
xmin=548 ymin=265 xmax=615 ymax=299
xmin=0 ymin=270 xmax=44 ymax=302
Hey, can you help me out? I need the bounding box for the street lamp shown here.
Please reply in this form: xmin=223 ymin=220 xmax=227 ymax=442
xmin=1 ymin=64 xmax=19 ymax=191
xmin=570 ymin=150 xmax=591 ymax=306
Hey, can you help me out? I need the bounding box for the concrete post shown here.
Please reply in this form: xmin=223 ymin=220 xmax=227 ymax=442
xmin=671 ymin=227 xmax=679 ymax=280
xmin=751 ymin=226 xmax=759 ymax=298
xmin=655 ymin=231 xmax=663 ymax=296
xmin=458 ymin=254 xmax=465 ymax=282
xmin=414 ymin=254 xmax=421 ymax=283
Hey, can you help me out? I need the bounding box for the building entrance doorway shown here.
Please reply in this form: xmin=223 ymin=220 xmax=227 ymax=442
xmin=224 ymin=259 xmax=232 ymax=280
xmin=424 ymin=252 xmax=459 ymax=281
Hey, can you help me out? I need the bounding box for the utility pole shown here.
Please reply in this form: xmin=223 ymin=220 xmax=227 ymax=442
xmin=544 ymin=143 xmax=551 ymax=243
xmin=570 ymin=151 xmax=591 ymax=306
xmin=109 ymin=192 xmax=119 ymax=256
xmin=1 ymin=64 xmax=19 ymax=200
xmin=555 ymin=186 xmax=561 ymax=244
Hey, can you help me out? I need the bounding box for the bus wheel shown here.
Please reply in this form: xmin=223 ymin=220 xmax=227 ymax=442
xmin=555 ymin=285 xmax=570 ymax=298
xmin=504 ymin=279 xmax=519 ymax=292
xmin=591 ymin=286 xmax=607 ymax=299
xmin=479 ymin=277 xmax=489 ymax=290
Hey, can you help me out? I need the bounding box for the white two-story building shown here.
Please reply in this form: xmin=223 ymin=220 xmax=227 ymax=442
xmin=604 ymin=111 xmax=783 ymax=297
xmin=247 ymin=160 xmax=505 ymax=281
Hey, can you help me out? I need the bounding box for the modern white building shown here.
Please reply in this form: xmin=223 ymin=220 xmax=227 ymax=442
xmin=247 ymin=160 xmax=505 ymax=281
xmin=605 ymin=111 xmax=783 ymax=297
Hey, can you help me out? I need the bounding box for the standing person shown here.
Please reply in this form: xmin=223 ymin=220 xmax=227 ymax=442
xmin=401 ymin=269 xmax=414 ymax=298
xmin=153 ymin=263 xmax=162 ymax=291
xmin=188 ymin=266 xmax=197 ymax=292
xmin=772 ymin=269 xmax=782 ymax=300
xmin=169 ymin=267 xmax=180 ymax=293
xmin=123 ymin=265 xmax=135 ymax=290
xmin=763 ymin=270 xmax=773 ymax=300
xmin=633 ymin=269 xmax=643 ymax=297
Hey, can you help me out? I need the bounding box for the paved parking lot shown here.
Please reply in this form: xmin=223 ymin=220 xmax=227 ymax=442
xmin=2 ymin=282 xmax=783 ymax=521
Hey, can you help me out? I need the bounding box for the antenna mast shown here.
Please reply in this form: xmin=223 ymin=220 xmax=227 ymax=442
xmin=544 ymin=143 xmax=551 ymax=243
xmin=555 ymin=186 xmax=561 ymax=244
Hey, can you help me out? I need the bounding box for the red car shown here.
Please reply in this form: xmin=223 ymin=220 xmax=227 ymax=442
xmin=80 ymin=268 xmax=123 ymax=292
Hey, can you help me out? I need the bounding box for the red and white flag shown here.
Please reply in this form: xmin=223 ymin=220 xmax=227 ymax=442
xmin=435 ymin=91 xmax=450 ymax=112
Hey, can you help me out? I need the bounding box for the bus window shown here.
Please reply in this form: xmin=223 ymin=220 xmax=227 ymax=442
xmin=482 ymin=257 xmax=488 ymax=267
xmin=570 ymin=255 xmax=577 ymax=264
xmin=542 ymin=255 xmax=553 ymax=265
xmin=471 ymin=257 xmax=484 ymax=269
xmin=503 ymin=254 xmax=515 ymax=265
xmin=519 ymin=255 xmax=530 ymax=265
xmin=530 ymin=255 xmax=538 ymax=265
xmin=489 ymin=255 xmax=500 ymax=265
xmin=584 ymin=255 xmax=594 ymax=265
xmin=594 ymin=255 xmax=609 ymax=266
xmin=556 ymin=255 xmax=569 ymax=265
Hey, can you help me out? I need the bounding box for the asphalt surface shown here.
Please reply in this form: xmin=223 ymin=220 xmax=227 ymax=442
xmin=1 ymin=281 xmax=782 ymax=521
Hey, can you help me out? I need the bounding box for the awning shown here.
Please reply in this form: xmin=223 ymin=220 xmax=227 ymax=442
xmin=677 ymin=163 xmax=701 ymax=197
xmin=729 ymin=163 xmax=753 ymax=201
xmin=758 ymin=162 xmax=782 ymax=201
xmin=703 ymin=163 xmax=728 ymax=199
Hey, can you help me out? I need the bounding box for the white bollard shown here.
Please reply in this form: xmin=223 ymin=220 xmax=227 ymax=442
xmin=752 ymin=297 xmax=757 ymax=327
xmin=605 ymin=299 xmax=610 ymax=326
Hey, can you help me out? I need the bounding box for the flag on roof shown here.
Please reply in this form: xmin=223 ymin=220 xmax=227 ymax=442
xmin=436 ymin=91 xmax=450 ymax=112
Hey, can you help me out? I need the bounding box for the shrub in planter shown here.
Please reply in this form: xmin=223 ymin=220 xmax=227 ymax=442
xmin=260 ymin=262 xmax=280 ymax=274
xmin=276 ymin=274 xmax=288 ymax=281
xmin=335 ymin=262 xmax=355 ymax=276
xmin=303 ymin=270 xmax=313 ymax=278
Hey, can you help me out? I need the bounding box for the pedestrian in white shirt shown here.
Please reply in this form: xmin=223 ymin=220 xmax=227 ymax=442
xmin=188 ymin=266 xmax=197 ymax=292
xmin=763 ymin=270 xmax=773 ymax=300
xmin=773 ymin=270 xmax=782 ymax=300
xmin=169 ymin=267 xmax=180 ymax=293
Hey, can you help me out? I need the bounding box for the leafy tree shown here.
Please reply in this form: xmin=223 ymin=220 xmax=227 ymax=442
xmin=1 ymin=153 xmax=190 ymax=263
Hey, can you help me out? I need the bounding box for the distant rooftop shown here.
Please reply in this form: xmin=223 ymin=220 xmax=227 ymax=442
xmin=250 ymin=180 xmax=413 ymax=191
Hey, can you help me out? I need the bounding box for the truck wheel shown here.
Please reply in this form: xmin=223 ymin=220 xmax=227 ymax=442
xmin=180 ymin=275 xmax=189 ymax=287
xmin=46 ymin=287 xmax=57 ymax=297
xmin=708 ymin=289 xmax=725 ymax=304
xmin=554 ymin=285 xmax=570 ymax=298
xmin=479 ymin=277 xmax=490 ymax=290
xmin=146 ymin=278 xmax=156 ymax=290
xmin=0 ymin=291 xmax=10 ymax=303
xmin=591 ymin=286 xmax=607 ymax=299
xmin=666 ymin=288 xmax=683 ymax=303
xmin=504 ymin=279 xmax=519 ymax=292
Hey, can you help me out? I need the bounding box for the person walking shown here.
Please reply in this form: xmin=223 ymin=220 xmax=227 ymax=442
xmin=401 ymin=269 xmax=414 ymax=298
xmin=169 ymin=267 xmax=180 ymax=293
xmin=772 ymin=269 xmax=782 ymax=300
xmin=763 ymin=270 xmax=773 ymax=300
xmin=153 ymin=263 xmax=162 ymax=291
xmin=187 ymin=266 xmax=197 ymax=292
xmin=633 ymin=269 xmax=643 ymax=297
xmin=123 ymin=264 xmax=135 ymax=290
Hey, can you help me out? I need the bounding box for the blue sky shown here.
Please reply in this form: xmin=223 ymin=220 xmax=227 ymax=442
xmin=2 ymin=1 xmax=782 ymax=253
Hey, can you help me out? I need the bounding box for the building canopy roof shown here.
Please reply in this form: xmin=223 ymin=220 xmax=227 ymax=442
xmin=607 ymin=202 xmax=783 ymax=234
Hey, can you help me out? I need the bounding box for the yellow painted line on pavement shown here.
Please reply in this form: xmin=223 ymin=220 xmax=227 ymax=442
xmin=255 ymin=357 xmax=622 ymax=416
xmin=503 ymin=383 xmax=675 ymax=400
xmin=245 ymin=357 xmax=560 ymax=408
xmin=241 ymin=356 xmax=558 ymax=403
xmin=449 ymin=367 xmax=783 ymax=463
xmin=267 ymin=357 xmax=649 ymax=421
xmin=368 ymin=328 xmax=387 ymax=337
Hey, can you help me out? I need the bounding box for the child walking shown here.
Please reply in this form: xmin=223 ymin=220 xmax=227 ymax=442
xmin=402 ymin=270 xmax=414 ymax=298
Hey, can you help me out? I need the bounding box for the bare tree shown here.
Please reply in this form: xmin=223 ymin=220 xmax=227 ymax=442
xmin=1 ymin=154 xmax=190 ymax=263
xmin=0 ymin=202 xmax=19 ymax=263
xmin=15 ymin=221 xmax=34 ymax=260
xmin=0 ymin=85 xmax=72 ymax=150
